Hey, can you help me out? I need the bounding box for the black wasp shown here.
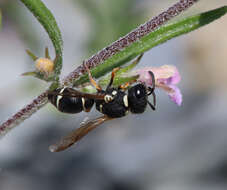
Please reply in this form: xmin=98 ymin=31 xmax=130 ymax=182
xmin=48 ymin=57 xmax=156 ymax=152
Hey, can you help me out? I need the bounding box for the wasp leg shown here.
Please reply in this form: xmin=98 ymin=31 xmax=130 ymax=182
xmin=106 ymin=67 xmax=120 ymax=89
xmin=118 ymin=82 xmax=131 ymax=91
xmin=117 ymin=54 xmax=144 ymax=91
xmin=119 ymin=82 xmax=130 ymax=90
xmin=147 ymin=71 xmax=156 ymax=110
xmin=118 ymin=78 xmax=137 ymax=91
xmin=148 ymin=100 xmax=156 ymax=110
xmin=85 ymin=65 xmax=102 ymax=92
xmin=148 ymin=91 xmax=156 ymax=110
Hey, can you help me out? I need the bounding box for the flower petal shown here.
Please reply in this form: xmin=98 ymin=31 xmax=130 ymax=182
xmin=167 ymin=85 xmax=182 ymax=106
xmin=166 ymin=66 xmax=181 ymax=85
xmin=134 ymin=65 xmax=182 ymax=106
xmin=136 ymin=65 xmax=180 ymax=85
xmin=152 ymin=65 xmax=176 ymax=79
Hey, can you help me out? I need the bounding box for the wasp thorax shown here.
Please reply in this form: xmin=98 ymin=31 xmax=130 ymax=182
xmin=35 ymin=57 xmax=54 ymax=74
xmin=128 ymin=83 xmax=148 ymax=113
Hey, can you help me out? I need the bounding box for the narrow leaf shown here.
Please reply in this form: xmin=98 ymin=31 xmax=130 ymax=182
xmin=45 ymin=47 xmax=50 ymax=59
xmin=21 ymin=71 xmax=37 ymax=76
xmin=99 ymin=75 xmax=139 ymax=88
xmin=20 ymin=0 xmax=63 ymax=78
xmin=73 ymin=6 xmax=227 ymax=86
xmin=26 ymin=49 xmax=38 ymax=61
xmin=98 ymin=56 xmax=142 ymax=87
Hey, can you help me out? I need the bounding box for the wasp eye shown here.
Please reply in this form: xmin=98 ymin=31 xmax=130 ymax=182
xmin=128 ymin=83 xmax=147 ymax=113
xmin=134 ymin=85 xmax=146 ymax=99
xmin=135 ymin=89 xmax=143 ymax=98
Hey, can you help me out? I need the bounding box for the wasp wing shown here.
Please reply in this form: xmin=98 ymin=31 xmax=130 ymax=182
xmin=49 ymin=115 xmax=113 ymax=152
xmin=48 ymin=88 xmax=105 ymax=100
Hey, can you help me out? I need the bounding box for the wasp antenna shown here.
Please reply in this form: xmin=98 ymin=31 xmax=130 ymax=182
xmin=148 ymin=71 xmax=155 ymax=89
xmin=152 ymin=91 xmax=156 ymax=107
xmin=147 ymin=88 xmax=156 ymax=110
xmin=147 ymin=87 xmax=153 ymax=95
xmin=148 ymin=100 xmax=156 ymax=111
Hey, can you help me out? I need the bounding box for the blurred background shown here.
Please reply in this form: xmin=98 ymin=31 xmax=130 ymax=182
xmin=0 ymin=0 xmax=227 ymax=189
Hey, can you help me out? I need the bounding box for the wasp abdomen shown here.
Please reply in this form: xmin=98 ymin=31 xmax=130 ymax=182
xmin=57 ymin=96 xmax=83 ymax=113
xmin=48 ymin=88 xmax=94 ymax=114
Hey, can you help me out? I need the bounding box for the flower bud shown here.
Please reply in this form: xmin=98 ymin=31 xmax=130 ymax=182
xmin=35 ymin=57 xmax=54 ymax=74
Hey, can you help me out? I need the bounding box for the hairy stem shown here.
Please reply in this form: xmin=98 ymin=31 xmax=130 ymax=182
xmin=0 ymin=92 xmax=48 ymax=138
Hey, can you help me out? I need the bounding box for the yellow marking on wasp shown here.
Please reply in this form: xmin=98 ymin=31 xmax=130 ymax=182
xmin=104 ymin=95 xmax=113 ymax=103
xmin=123 ymin=95 xmax=128 ymax=107
xmin=99 ymin=104 xmax=103 ymax=113
xmin=56 ymin=87 xmax=66 ymax=108
xmin=112 ymin=90 xmax=117 ymax=96
xmin=81 ymin=97 xmax=86 ymax=111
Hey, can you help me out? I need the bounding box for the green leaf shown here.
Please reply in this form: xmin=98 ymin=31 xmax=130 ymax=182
xmin=98 ymin=56 xmax=141 ymax=87
xmin=26 ymin=49 xmax=38 ymax=61
xmin=21 ymin=71 xmax=37 ymax=77
xmin=20 ymin=0 xmax=63 ymax=79
xmin=74 ymin=6 xmax=227 ymax=86
xmin=99 ymin=75 xmax=139 ymax=88
xmin=22 ymin=70 xmax=56 ymax=82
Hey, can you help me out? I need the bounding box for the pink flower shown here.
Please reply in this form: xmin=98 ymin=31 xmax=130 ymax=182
xmin=135 ymin=65 xmax=182 ymax=106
